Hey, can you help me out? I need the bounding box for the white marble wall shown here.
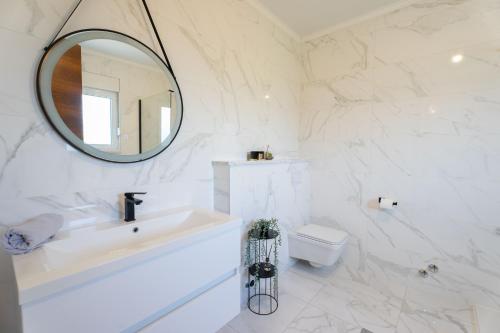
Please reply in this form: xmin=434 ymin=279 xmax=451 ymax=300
xmin=213 ymin=159 xmax=310 ymax=307
xmin=300 ymin=0 xmax=500 ymax=320
xmin=213 ymin=159 xmax=310 ymax=263
xmin=0 ymin=0 xmax=302 ymax=227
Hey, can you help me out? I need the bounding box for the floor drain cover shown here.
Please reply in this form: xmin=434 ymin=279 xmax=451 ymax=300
xmin=361 ymin=329 xmax=374 ymax=333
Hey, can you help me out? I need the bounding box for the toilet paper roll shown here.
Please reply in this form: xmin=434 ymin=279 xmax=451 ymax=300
xmin=379 ymin=197 xmax=397 ymax=210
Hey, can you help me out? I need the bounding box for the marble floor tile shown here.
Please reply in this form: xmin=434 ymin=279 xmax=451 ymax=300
xmin=283 ymin=304 xmax=363 ymax=333
xmin=226 ymin=293 xmax=308 ymax=333
xmin=216 ymin=325 xmax=239 ymax=333
xmin=395 ymin=311 xmax=474 ymax=333
xmin=279 ymin=269 xmax=325 ymax=303
xmin=329 ymin=252 xmax=411 ymax=301
xmin=224 ymin=263 xmax=478 ymax=333
xmin=310 ymin=278 xmax=402 ymax=333
xmin=398 ymin=275 xmax=475 ymax=332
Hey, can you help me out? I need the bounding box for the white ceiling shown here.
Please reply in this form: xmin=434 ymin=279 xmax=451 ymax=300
xmin=256 ymin=0 xmax=403 ymax=37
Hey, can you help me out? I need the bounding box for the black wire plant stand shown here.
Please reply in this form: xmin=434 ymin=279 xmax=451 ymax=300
xmin=247 ymin=227 xmax=279 ymax=315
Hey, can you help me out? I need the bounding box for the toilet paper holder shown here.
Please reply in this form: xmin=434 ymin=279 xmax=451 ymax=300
xmin=378 ymin=197 xmax=398 ymax=206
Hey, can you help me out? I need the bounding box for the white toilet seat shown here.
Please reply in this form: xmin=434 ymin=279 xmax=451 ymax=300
xmin=295 ymin=224 xmax=348 ymax=246
xmin=288 ymin=224 xmax=348 ymax=267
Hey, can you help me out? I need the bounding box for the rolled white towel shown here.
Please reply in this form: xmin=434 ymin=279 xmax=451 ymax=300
xmin=2 ymin=214 xmax=63 ymax=255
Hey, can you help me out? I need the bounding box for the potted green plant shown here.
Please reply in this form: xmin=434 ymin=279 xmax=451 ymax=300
xmin=245 ymin=218 xmax=281 ymax=286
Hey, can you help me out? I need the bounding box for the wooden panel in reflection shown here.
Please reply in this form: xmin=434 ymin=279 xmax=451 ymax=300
xmin=51 ymin=45 xmax=83 ymax=139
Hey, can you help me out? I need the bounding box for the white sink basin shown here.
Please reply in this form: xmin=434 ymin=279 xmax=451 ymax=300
xmin=12 ymin=206 xmax=241 ymax=305
xmin=46 ymin=209 xmax=218 ymax=263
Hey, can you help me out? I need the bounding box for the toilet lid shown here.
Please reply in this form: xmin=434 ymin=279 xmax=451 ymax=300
xmin=296 ymin=224 xmax=348 ymax=245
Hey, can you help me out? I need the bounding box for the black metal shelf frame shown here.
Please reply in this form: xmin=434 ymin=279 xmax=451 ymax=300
xmin=247 ymin=230 xmax=279 ymax=315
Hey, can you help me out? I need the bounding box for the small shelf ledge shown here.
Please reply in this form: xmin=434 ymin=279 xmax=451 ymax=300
xmin=212 ymin=158 xmax=307 ymax=167
xmin=248 ymin=263 xmax=276 ymax=279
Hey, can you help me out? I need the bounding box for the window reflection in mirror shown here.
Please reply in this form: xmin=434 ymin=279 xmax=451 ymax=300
xmin=82 ymin=88 xmax=118 ymax=149
xmin=161 ymin=107 xmax=171 ymax=142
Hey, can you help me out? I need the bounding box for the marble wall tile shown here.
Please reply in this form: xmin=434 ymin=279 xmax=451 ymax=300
xmin=213 ymin=159 xmax=310 ymax=308
xmin=300 ymin=0 xmax=500 ymax=316
xmin=0 ymin=0 xmax=302 ymax=227
xmin=213 ymin=160 xmax=310 ymax=265
xmin=0 ymin=0 xmax=74 ymax=40
xmin=372 ymin=0 xmax=500 ymax=64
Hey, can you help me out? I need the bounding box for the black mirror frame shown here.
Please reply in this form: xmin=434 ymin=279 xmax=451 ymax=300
xmin=36 ymin=28 xmax=184 ymax=164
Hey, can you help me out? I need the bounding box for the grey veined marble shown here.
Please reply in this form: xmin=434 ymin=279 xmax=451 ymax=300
xmin=1 ymin=0 xmax=499 ymax=332
xmin=299 ymin=1 xmax=500 ymax=333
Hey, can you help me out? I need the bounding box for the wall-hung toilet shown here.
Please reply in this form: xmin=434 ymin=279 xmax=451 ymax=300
xmin=288 ymin=224 xmax=348 ymax=268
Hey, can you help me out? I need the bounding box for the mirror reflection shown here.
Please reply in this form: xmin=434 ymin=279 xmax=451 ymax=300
xmin=39 ymin=31 xmax=182 ymax=162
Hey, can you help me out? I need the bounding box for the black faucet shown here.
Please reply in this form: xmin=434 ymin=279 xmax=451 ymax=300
xmin=124 ymin=192 xmax=146 ymax=222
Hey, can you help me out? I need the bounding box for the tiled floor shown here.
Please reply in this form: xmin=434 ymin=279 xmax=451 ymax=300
xmin=218 ymin=260 xmax=476 ymax=333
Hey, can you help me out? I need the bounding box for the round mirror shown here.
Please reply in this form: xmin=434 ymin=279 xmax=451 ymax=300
xmin=37 ymin=29 xmax=183 ymax=163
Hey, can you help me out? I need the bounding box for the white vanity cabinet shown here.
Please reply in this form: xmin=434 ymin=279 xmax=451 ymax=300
xmin=12 ymin=208 xmax=242 ymax=333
